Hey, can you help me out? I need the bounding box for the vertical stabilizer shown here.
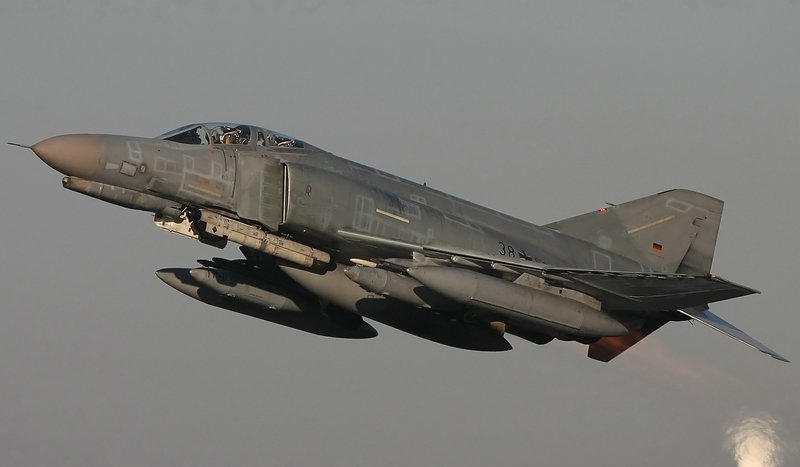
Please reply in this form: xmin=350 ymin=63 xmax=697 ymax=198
xmin=546 ymin=189 xmax=723 ymax=274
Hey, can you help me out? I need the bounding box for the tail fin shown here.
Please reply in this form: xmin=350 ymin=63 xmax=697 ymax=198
xmin=546 ymin=189 xmax=723 ymax=274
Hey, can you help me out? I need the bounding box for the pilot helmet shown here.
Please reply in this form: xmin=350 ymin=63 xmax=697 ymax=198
xmin=234 ymin=125 xmax=250 ymax=144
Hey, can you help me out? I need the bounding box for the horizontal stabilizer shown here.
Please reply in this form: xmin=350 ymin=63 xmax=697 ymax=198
xmin=678 ymin=306 xmax=788 ymax=362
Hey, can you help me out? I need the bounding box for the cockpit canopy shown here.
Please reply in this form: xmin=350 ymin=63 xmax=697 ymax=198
xmin=158 ymin=123 xmax=305 ymax=148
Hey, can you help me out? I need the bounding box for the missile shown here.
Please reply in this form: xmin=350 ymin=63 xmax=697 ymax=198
xmin=193 ymin=209 xmax=330 ymax=267
xmin=407 ymin=266 xmax=627 ymax=338
xmin=62 ymin=176 xmax=183 ymax=218
xmin=187 ymin=267 xmax=313 ymax=313
xmin=343 ymin=266 xmax=459 ymax=310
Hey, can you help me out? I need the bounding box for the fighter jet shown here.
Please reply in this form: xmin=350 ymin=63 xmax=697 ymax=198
xmin=13 ymin=122 xmax=788 ymax=362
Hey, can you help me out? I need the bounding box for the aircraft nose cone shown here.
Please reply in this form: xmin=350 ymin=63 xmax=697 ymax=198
xmin=31 ymin=134 xmax=102 ymax=179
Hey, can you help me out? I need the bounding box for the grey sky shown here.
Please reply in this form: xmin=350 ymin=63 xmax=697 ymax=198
xmin=1 ymin=1 xmax=798 ymax=466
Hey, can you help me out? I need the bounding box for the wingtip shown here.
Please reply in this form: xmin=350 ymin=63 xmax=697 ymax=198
xmin=769 ymin=353 xmax=790 ymax=363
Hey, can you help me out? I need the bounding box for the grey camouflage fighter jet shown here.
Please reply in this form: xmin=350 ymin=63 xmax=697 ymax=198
xmin=14 ymin=122 xmax=788 ymax=362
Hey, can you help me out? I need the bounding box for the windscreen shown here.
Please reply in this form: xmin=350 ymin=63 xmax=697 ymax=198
xmin=158 ymin=125 xmax=211 ymax=144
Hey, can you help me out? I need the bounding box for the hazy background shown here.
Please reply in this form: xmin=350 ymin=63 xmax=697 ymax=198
xmin=1 ymin=1 xmax=798 ymax=466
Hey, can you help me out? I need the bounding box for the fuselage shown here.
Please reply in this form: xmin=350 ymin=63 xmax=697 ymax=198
xmin=32 ymin=123 xmax=646 ymax=274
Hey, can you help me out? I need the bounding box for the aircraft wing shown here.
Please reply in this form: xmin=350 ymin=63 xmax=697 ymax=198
xmin=337 ymin=230 xmax=758 ymax=312
xmin=678 ymin=306 xmax=789 ymax=362
xmin=339 ymin=230 xmax=784 ymax=362
xmin=532 ymin=269 xmax=758 ymax=311
xmin=421 ymin=244 xmax=786 ymax=361
xmin=418 ymin=244 xmax=758 ymax=312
